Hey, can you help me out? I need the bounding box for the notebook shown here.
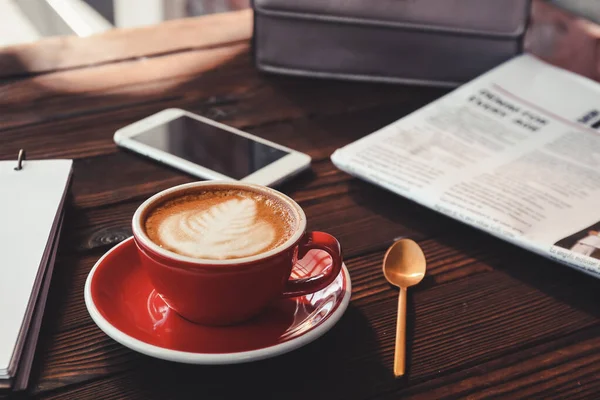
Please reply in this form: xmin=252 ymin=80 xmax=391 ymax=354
xmin=0 ymin=158 xmax=72 ymax=389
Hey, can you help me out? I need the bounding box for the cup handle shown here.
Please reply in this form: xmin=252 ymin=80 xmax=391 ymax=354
xmin=282 ymin=231 xmax=343 ymax=298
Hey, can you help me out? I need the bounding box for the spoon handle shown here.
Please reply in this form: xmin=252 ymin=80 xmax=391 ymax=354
xmin=394 ymin=287 xmax=407 ymax=377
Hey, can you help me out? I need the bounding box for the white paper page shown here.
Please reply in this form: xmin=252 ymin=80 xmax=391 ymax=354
xmin=12 ymin=214 xmax=65 ymax=390
xmin=332 ymin=54 xmax=600 ymax=277
xmin=0 ymin=160 xmax=72 ymax=375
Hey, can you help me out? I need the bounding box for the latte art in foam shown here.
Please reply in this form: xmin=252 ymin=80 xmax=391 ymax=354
xmin=158 ymin=198 xmax=275 ymax=259
xmin=144 ymin=189 xmax=296 ymax=260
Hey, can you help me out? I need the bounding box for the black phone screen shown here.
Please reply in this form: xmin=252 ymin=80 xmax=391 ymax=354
xmin=131 ymin=116 xmax=289 ymax=179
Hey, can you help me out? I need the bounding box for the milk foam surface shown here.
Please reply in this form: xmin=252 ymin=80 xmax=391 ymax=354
xmin=144 ymin=190 xmax=295 ymax=260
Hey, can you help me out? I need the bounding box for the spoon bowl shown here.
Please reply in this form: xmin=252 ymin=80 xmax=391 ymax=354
xmin=383 ymin=239 xmax=427 ymax=288
xmin=382 ymin=238 xmax=426 ymax=377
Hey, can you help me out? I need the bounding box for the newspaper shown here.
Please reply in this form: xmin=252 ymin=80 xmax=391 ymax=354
xmin=331 ymin=54 xmax=600 ymax=278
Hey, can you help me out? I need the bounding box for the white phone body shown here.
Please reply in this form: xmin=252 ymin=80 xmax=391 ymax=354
xmin=114 ymin=108 xmax=312 ymax=187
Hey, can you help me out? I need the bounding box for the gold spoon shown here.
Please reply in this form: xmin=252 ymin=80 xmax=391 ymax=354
xmin=382 ymin=238 xmax=427 ymax=377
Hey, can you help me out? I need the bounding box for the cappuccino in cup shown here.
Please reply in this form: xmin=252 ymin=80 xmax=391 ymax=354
xmin=132 ymin=181 xmax=342 ymax=325
xmin=144 ymin=188 xmax=297 ymax=260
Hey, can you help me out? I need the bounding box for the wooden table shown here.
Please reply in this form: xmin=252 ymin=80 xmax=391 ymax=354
xmin=1 ymin=10 xmax=599 ymax=399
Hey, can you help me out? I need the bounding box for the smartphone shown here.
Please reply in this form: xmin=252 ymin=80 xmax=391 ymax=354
xmin=114 ymin=108 xmax=311 ymax=186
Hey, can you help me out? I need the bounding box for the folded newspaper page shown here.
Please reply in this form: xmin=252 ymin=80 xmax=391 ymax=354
xmin=331 ymin=54 xmax=600 ymax=278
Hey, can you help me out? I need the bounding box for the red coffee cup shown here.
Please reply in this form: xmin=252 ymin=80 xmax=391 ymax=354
xmin=132 ymin=181 xmax=343 ymax=326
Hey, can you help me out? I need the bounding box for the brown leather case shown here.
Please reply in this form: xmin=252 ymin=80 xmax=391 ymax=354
xmin=252 ymin=0 xmax=531 ymax=87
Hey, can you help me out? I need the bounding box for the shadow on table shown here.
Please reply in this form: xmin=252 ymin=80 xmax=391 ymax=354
xmin=435 ymin=222 xmax=600 ymax=320
xmin=119 ymin=304 xmax=389 ymax=400
xmin=342 ymin=176 xmax=600 ymax=321
xmin=346 ymin=179 xmax=465 ymax=246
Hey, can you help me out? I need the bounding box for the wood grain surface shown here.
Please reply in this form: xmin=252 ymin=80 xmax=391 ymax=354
xmin=1 ymin=9 xmax=599 ymax=400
